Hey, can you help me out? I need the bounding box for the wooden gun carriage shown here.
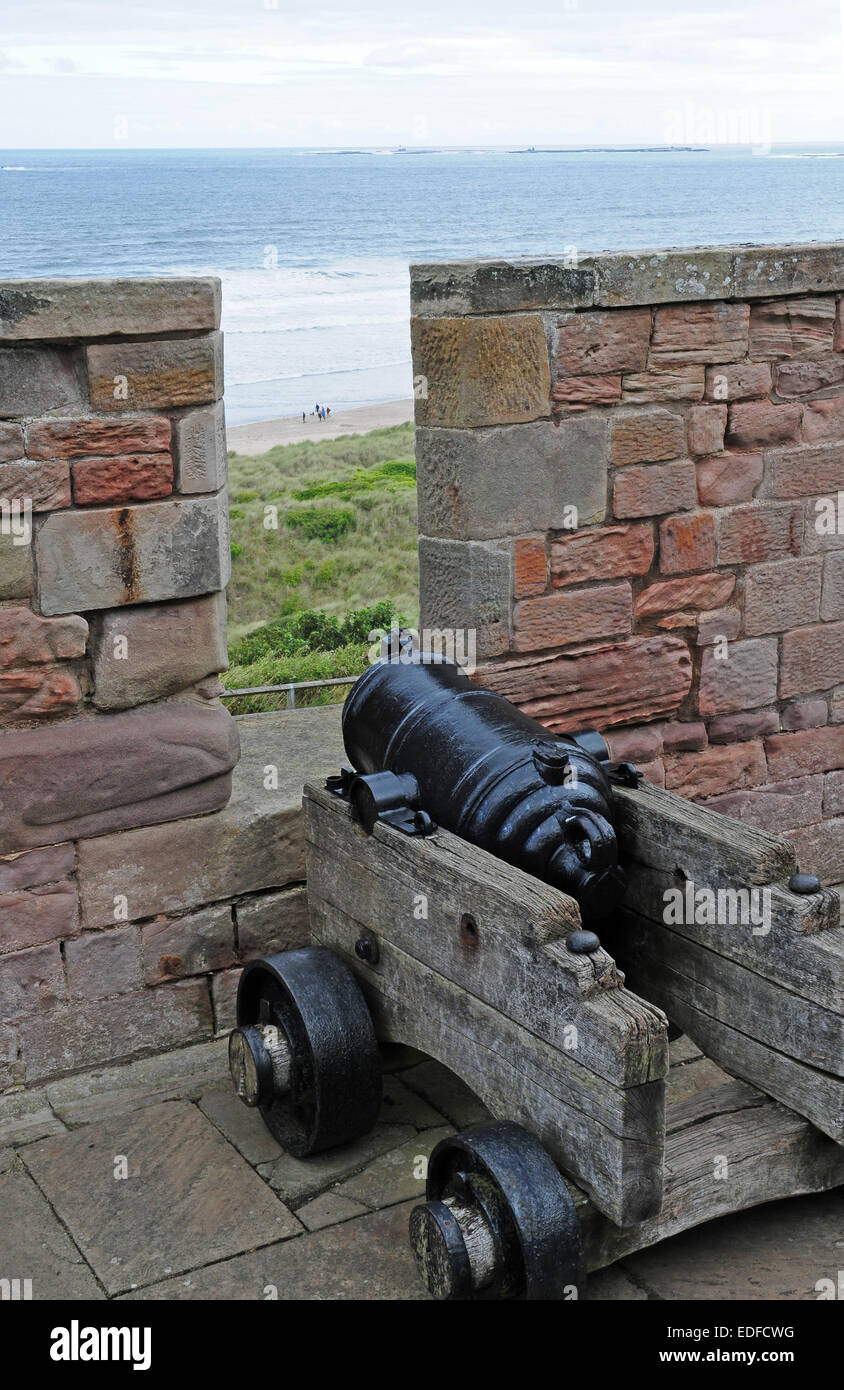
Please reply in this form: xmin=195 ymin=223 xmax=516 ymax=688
xmin=230 ymin=770 xmax=844 ymax=1300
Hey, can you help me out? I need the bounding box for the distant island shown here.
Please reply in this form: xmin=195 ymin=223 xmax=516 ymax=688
xmin=509 ymin=145 xmax=709 ymax=154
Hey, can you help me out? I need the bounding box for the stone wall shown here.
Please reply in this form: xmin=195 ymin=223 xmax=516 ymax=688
xmin=0 ymin=279 xmax=333 ymax=1092
xmin=411 ymin=244 xmax=844 ymax=888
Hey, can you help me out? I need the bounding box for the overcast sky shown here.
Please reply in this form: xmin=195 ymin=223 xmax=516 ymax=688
xmin=1 ymin=0 xmax=843 ymax=148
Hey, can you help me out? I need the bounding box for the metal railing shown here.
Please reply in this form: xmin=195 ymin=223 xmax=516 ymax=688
xmin=220 ymin=675 xmax=359 ymax=713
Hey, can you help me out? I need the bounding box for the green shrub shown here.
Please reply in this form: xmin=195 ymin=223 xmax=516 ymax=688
xmin=286 ymin=507 xmax=355 ymax=543
xmin=228 ymin=599 xmax=399 ymax=666
xmin=292 ymin=458 xmax=415 ymax=502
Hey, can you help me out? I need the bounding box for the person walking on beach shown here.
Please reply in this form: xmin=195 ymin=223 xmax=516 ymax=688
xmin=326 ymin=406 xmax=331 ymax=417
xmin=302 ymin=411 xmax=306 ymax=423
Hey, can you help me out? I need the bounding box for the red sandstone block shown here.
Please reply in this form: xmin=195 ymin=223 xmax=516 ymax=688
xmin=475 ymin=634 xmax=692 ymax=730
xmin=765 ymin=725 xmax=844 ymax=779
xmin=512 ymin=583 xmax=631 ymax=652
xmin=71 ymin=452 xmax=174 ymax=505
xmin=707 ymin=709 xmax=780 ymax=743
xmin=0 ymin=843 xmax=74 ymax=894
xmin=658 ymin=720 xmax=708 ymax=753
xmin=0 ymin=459 xmax=70 ymax=511
xmin=780 ymin=621 xmax=844 ymax=698
xmin=635 ymin=572 xmax=735 ymax=619
xmin=664 ymin=740 xmax=768 ymax=800
xmin=64 ymin=925 xmax=141 ymax=1000
xmin=763 ymin=442 xmax=844 ymax=500
xmin=775 ymin=356 xmax=844 ymax=399
xmin=0 ymin=422 xmax=24 ymax=462
xmin=696 ymin=607 xmax=741 ymax=646
xmin=696 ymin=452 xmax=763 ymax=506
xmin=821 ymin=551 xmax=844 ymax=620
xmin=650 ymin=302 xmax=749 ymax=366
xmin=716 ymin=503 xmax=802 ymax=565
xmin=801 ymin=395 xmax=844 ymax=442
xmin=658 ymin=512 xmax=716 ymax=575
xmin=621 ymin=367 xmax=704 ymax=403
xmin=786 ymin=816 xmax=844 ymax=883
xmin=613 ymin=461 xmax=697 ymax=518
xmin=782 ymin=699 xmax=829 ymax=731
xmin=836 ymin=298 xmax=844 ymax=352
xmin=704 ymin=362 xmax=772 ymax=402
xmin=824 ymin=769 xmax=844 ymax=816
xmin=550 ymin=523 xmax=654 ymax=586
xmin=25 ymin=416 xmax=172 ymax=460
xmin=743 ymin=557 xmax=822 ymax=636
xmin=610 ymin=409 xmax=685 ymax=466
xmin=18 ymin=980 xmax=213 ymax=1083
xmin=698 ymin=638 xmax=778 ymax=716
xmin=553 ymin=307 xmax=651 ymax=376
xmin=832 ymin=687 xmax=844 ymax=723
xmin=513 ymin=536 xmax=547 ymax=598
xmin=726 ymin=400 xmax=801 ymax=449
xmin=0 ymin=607 xmax=88 ymax=667
xmin=0 ymin=666 xmax=82 ymax=722
xmin=688 ymin=405 xmax=726 ymax=456
xmin=749 ymin=297 xmax=835 ymax=359
xmin=655 ymin=611 xmax=697 ymax=631
xmin=0 ymin=941 xmax=66 ymax=1021
xmin=552 ymin=375 xmax=621 ymax=409
xmin=637 ymin=760 xmax=666 ymax=787
xmin=706 ymin=775 xmax=824 ymax=832
xmin=605 ymin=726 xmax=663 ymax=763
xmin=0 ymin=882 xmax=78 ymax=954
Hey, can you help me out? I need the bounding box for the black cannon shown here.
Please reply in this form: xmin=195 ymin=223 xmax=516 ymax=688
xmin=335 ymin=651 xmax=627 ymax=923
xmin=227 ymin=651 xmax=638 ymax=1298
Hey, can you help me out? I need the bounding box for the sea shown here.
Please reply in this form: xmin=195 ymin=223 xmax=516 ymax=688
xmin=2 ymin=146 xmax=844 ymax=426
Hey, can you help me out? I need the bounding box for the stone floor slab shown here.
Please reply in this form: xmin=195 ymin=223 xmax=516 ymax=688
xmin=296 ymin=1192 xmax=368 ymax=1232
xmin=378 ymin=1075 xmax=448 ymax=1130
xmin=0 ymin=1168 xmax=103 ymax=1299
xmin=22 ymin=1100 xmax=301 ymax=1294
xmin=337 ymin=1126 xmax=454 ymax=1208
xmin=46 ymin=1039 xmax=228 ymax=1126
xmin=198 ymin=1083 xmax=284 ymax=1166
xmin=621 ymin=1190 xmax=844 ymax=1300
xmin=398 ymin=1059 xmax=491 ymax=1129
xmin=259 ymin=1122 xmax=414 ymax=1206
xmin=0 ymin=1088 xmax=66 ymax=1146
xmin=120 ymin=1201 xmax=431 ymax=1300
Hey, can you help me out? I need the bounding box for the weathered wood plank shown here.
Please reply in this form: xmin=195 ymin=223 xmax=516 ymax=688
xmin=304 ymin=784 xmax=668 ymax=1088
xmin=604 ymin=910 xmax=844 ymax=1077
xmin=606 ymin=909 xmax=844 ymax=1142
xmin=614 ymin=780 xmax=803 ymax=893
xmin=310 ymin=897 xmax=663 ymax=1226
xmin=573 ymin=1056 xmax=844 ymax=1273
xmin=622 ymin=860 xmax=844 ymax=1013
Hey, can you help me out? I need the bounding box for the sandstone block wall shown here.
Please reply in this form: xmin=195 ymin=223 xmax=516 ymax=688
xmin=0 ymin=278 xmax=289 ymax=1091
xmin=411 ymin=245 xmax=844 ymax=888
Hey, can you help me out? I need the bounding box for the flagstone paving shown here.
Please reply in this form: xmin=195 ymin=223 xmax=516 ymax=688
xmin=0 ymin=1040 xmax=841 ymax=1302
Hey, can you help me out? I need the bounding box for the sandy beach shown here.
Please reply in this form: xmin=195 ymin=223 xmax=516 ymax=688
xmin=226 ymin=399 xmax=415 ymax=454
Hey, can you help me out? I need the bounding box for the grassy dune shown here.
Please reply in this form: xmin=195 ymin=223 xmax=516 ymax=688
xmin=224 ymin=423 xmax=418 ymax=707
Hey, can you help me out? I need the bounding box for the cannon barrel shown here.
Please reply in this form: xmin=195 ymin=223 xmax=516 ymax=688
xmin=340 ymin=655 xmax=626 ymax=922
